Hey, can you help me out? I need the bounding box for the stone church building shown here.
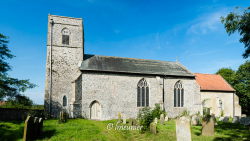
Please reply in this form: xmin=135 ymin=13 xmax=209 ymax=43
xmin=44 ymin=15 xmax=241 ymax=120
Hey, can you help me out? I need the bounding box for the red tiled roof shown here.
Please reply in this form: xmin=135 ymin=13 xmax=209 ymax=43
xmin=195 ymin=73 xmax=235 ymax=92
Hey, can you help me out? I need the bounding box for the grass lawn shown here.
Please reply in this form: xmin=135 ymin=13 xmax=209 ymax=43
xmin=0 ymin=119 xmax=249 ymax=141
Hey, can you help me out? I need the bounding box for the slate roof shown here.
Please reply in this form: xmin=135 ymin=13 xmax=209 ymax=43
xmin=80 ymin=54 xmax=194 ymax=77
xmin=195 ymin=73 xmax=235 ymax=92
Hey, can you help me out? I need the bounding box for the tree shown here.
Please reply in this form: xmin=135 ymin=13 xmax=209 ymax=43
xmin=0 ymin=33 xmax=36 ymax=102
xmin=221 ymin=7 xmax=250 ymax=58
xmin=216 ymin=61 xmax=250 ymax=115
xmin=216 ymin=68 xmax=237 ymax=86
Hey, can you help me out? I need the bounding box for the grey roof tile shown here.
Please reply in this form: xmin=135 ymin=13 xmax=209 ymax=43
xmin=80 ymin=54 xmax=194 ymax=77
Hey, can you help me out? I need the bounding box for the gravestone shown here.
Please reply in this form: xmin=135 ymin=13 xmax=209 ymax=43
xmin=150 ymin=122 xmax=157 ymax=134
xmin=154 ymin=118 xmax=158 ymax=124
xmin=219 ymin=117 xmax=224 ymax=121
xmin=232 ymin=116 xmax=240 ymax=123
xmin=38 ymin=118 xmax=43 ymax=136
xmin=33 ymin=117 xmax=39 ymax=138
xmin=59 ymin=111 xmax=68 ymax=123
xmin=176 ymin=116 xmax=191 ymax=141
xmin=191 ymin=115 xmax=200 ymax=126
xmin=240 ymin=117 xmax=250 ymax=126
xmin=118 ymin=112 xmax=122 ymax=123
xmin=160 ymin=114 xmax=165 ymax=124
xmin=23 ymin=116 xmax=34 ymax=141
xmin=222 ymin=116 xmax=229 ymax=122
xmin=123 ymin=115 xmax=126 ymax=124
xmin=202 ymin=116 xmax=214 ymax=136
xmin=129 ymin=118 xmax=137 ymax=125
xmin=165 ymin=116 xmax=168 ymax=122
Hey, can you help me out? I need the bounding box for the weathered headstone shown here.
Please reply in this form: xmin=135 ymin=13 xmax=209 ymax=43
xmin=38 ymin=118 xmax=43 ymax=136
xmin=150 ymin=122 xmax=157 ymax=134
xmin=123 ymin=115 xmax=126 ymax=124
xmin=219 ymin=117 xmax=224 ymax=121
xmin=23 ymin=116 xmax=34 ymax=141
xmin=118 ymin=112 xmax=122 ymax=123
xmin=33 ymin=117 xmax=39 ymax=138
xmin=202 ymin=116 xmax=214 ymax=136
xmin=191 ymin=115 xmax=199 ymax=126
xmin=240 ymin=117 xmax=250 ymax=126
xmin=176 ymin=116 xmax=191 ymax=141
xmin=165 ymin=115 xmax=168 ymax=122
xmin=232 ymin=116 xmax=240 ymax=123
xmin=154 ymin=118 xmax=158 ymax=124
xmin=160 ymin=114 xmax=165 ymax=124
xmin=59 ymin=111 xmax=68 ymax=123
xmin=222 ymin=116 xmax=229 ymax=122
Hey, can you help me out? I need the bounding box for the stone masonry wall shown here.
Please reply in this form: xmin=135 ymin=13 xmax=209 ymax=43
xmin=44 ymin=15 xmax=83 ymax=118
xmin=81 ymin=72 xmax=201 ymax=120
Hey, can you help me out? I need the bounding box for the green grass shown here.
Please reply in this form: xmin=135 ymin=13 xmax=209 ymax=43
xmin=0 ymin=119 xmax=249 ymax=141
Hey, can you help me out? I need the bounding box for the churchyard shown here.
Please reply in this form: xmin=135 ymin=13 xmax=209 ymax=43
xmin=0 ymin=117 xmax=249 ymax=141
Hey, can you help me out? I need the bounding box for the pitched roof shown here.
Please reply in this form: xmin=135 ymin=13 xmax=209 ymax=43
xmin=80 ymin=54 xmax=194 ymax=77
xmin=195 ymin=73 xmax=235 ymax=92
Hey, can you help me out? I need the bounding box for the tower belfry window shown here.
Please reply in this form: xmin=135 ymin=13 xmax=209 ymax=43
xmin=62 ymin=28 xmax=70 ymax=45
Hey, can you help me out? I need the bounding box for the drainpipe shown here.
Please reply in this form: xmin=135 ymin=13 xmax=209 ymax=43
xmin=49 ymin=18 xmax=54 ymax=117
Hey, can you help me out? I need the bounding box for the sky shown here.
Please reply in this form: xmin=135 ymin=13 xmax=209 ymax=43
xmin=0 ymin=0 xmax=249 ymax=104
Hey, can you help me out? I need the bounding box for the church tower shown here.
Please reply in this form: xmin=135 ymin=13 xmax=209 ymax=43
xmin=44 ymin=15 xmax=84 ymax=118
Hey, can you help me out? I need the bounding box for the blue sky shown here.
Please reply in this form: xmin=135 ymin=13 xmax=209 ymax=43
xmin=0 ymin=0 xmax=248 ymax=104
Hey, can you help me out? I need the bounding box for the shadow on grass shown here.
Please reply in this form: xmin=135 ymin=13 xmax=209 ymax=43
xmin=0 ymin=121 xmax=24 ymax=141
xmin=213 ymin=122 xmax=250 ymax=141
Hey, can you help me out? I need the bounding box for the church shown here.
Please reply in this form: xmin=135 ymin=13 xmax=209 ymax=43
xmin=44 ymin=15 xmax=241 ymax=120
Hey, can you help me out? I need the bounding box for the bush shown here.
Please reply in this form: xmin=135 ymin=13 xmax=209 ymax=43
xmin=138 ymin=104 xmax=166 ymax=132
xmin=151 ymin=104 xmax=166 ymax=119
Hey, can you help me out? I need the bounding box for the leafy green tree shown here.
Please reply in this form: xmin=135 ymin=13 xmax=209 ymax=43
xmin=221 ymin=7 xmax=250 ymax=58
xmin=216 ymin=68 xmax=237 ymax=86
xmin=234 ymin=61 xmax=250 ymax=115
xmin=0 ymin=33 xmax=36 ymax=102
xmin=216 ymin=61 xmax=250 ymax=115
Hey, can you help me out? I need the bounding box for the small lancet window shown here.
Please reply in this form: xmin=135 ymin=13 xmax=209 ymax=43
xmin=62 ymin=28 xmax=70 ymax=45
xmin=174 ymin=81 xmax=184 ymax=107
xmin=137 ymin=78 xmax=149 ymax=107
xmin=63 ymin=95 xmax=67 ymax=107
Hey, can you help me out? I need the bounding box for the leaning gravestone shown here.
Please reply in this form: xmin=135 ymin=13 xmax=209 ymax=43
xmin=160 ymin=114 xmax=165 ymax=124
xmin=176 ymin=116 xmax=191 ymax=141
xmin=38 ymin=118 xmax=43 ymax=136
xmin=33 ymin=117 xmax=39 ymax=138
xmin=150 ymin=122 xmax=157 ymax=134
xmin=202 ymin=116 xmax=214 ymax=136
xmin=232 ymin=116 xmax=240 ymax=123
xmin=23 ymin=116 xmax=34 ymax=141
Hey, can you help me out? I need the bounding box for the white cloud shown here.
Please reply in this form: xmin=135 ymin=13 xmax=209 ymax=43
xmin=187 ymin=10 xmax=228 ymax=35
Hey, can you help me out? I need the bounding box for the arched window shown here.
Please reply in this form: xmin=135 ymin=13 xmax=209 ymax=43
xmin=137 ymin=78 xmax=149 ymax=107
xmin=63 ymin=95 xmax=67 ymax=107
xmin=62 ymin=28 xmax=70 ymax=45
xmin=174 ymin=81 xmax=184 ymax=107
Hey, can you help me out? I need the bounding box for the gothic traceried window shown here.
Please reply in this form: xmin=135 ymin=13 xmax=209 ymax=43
xmin=174 ymin=81 xmax=184 ymax=107
xmin=62 ymin=28 xmax=70 ymax=45
xmin=63 ymin=95 xmax=67 ymax=107
xmin=137 ymin=78 xmax=149 ymax=107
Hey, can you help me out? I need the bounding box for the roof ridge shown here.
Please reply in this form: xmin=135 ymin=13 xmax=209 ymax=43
xmin=84 ymin=54 xmax=177 ymax=63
